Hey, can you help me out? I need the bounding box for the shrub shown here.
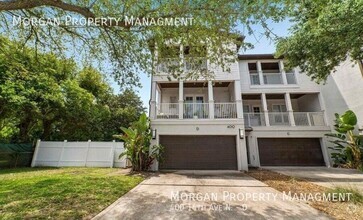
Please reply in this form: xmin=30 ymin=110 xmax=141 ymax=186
xmin=115 ymin=113 xmax=163 ymax=171
xmin=326 ymin=110 xmax=363 ymax=170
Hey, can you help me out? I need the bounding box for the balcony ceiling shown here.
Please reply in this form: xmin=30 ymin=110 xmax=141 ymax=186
xmin=242 ymin=94 xmax=261 ymax=100
xmin=238 ymin=54 xmax=283 ymax=60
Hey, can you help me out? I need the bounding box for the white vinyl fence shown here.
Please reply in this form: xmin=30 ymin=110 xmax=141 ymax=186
xmin=31 ymin=140 xmax=126 ymax=168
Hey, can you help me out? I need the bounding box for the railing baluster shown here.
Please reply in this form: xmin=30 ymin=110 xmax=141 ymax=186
xmin=307 ymin=112 xmax=312 ymax=126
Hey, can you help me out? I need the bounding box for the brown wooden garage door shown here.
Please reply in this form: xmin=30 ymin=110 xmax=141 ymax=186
xmin=258 ymin=138 xmax=325 ymax=166
xmin=159 ymin=135 xmax=237 ymax=170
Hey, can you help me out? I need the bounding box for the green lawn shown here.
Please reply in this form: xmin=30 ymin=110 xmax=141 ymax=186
xmin=0 ymin=167 xmax=144 ymax=219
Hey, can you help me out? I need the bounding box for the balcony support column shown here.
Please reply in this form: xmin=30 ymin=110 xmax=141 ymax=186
xmin=150 ymin=81 xmax=157 ymax=119
xmin=178 ymin=80 xmax=184 ymax=119
xmin=285 ymin=92 xmax=296 ymax=126
xmin=318 ymin=92 xmax=329 ymax=126
xmin=208 ymin=81 xmax=215 ymax=119
xmin=279 ymin=60 xmax=288 ymax=85
xmin=257 ymin=61 xmax=264 ymax=85
xmin=234 ymin=80 xmax=243 ymax=119
xmin=261 ymin=93 xmax=270 ymax=126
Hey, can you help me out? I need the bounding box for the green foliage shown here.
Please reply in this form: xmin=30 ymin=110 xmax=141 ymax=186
xmin=276 ymin=0 xmax=363 ymax=83
xmin=116 ymin=113 xmax=163 ymax=171
xmin=0 ymin=0 xmax=295 ymax=86
xmin=0 ymin=37 xmax=145 ymax=142
xmin=326 ymin=110 xmax=363 ymax=170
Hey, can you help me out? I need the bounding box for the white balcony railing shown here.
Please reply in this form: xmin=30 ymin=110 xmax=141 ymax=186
xmin=156 ymin=103 xmax=179 ymax=119
xmin=268 ymin=112 xmax=290 ymax=126
xmin=214 ymin=103 xmax=237 ymax=119
xmin=156 ymin=58 xmax=207 ymax=73
xmin=244 ymin=113 xmax=266 ymax=126
xmin=294 ymin=112 xmax=325 ymax=126
xmin=286 ymin=72 xmax=297 ymax=84
xmin=263 ymin=73 xmax=283 ymax=84
xmin=184 ymin=103 xmax=209 ymax=119
xmin=243 ymin=111 xmax=326 ymax=127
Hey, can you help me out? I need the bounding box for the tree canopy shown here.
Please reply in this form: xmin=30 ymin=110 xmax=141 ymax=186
xmin=0 ymin=0 xmax=292 ymax=86
xmin=1 ymin=1 xmax=361 ymax=85
xmin=276 ymin=0 xmax=363 ymax=83
xmin=0 ymin=37 xmax=145 ymax=142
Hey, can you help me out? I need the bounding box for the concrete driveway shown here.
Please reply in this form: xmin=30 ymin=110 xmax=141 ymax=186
xmin=93 ymin=171 xmax=329 ymax=219
xmin=265 ymin=167 xmax=363 ymax=191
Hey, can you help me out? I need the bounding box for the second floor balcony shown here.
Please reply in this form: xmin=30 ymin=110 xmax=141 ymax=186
xmin=244 ymin=112 xmax=326 ymax=127
xmin=242 ymin=92 xmax=328 ymax=127
xmin=156 ymin=102 xmax=237 ymax=119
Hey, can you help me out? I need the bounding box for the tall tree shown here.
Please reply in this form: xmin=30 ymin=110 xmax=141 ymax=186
xmin=0 ymin=0 xmax=292 ymax=85
xmin=276 ymin=0 xmax=363 ymax=82
xmin=0 ymin=37 xmax=144 ymax=142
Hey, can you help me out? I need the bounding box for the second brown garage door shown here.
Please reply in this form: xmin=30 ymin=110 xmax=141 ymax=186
xmin=159 ymin=135 xmax=237 ymax=170
xmin=258 ymin=138 xmax=325 ymax=166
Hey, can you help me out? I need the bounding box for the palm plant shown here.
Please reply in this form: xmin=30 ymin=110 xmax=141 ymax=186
xmin=326 ymin=110 xmax=363 ymax=170
xmin=115 ymin=113 xmax=163 ymax=171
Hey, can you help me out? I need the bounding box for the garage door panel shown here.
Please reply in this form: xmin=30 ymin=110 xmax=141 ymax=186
xmin=159 ymin=135 xmax=237 ymax=170
xmin=258 ymin=138 xmax=325 ymax=166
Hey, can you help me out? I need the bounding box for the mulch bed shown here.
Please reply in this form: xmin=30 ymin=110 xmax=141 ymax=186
xmin=247 ymin=168 xmax=363 ymax=220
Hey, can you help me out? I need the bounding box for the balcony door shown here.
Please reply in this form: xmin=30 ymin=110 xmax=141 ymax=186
xmin=272 ymin=104 xmax=289 ymax=124
xmin=184 ymin=96 xmax=205 ymax=118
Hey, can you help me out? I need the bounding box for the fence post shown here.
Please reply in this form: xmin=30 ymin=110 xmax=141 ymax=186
xmin=110 ymin=140 xmax=116 ymax=168
xmin=84 ymin=140 xmax=91 ymax=167
xmin=31 ymin=139 xmax=41 ymax=167
xmin=58 ymin=140 xmax=67 ymax=167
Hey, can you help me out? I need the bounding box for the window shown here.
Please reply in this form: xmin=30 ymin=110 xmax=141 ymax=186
xmin=196 ymin=96 xmax=204 ymax=103
xmin=243 ymin=105 xmax=250 ymax=113
xmin=253 ymin=106 xmax=261 ymax=115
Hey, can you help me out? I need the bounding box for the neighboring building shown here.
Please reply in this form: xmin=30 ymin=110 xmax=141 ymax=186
xmin=149 ymin=43 xmax=352 ymax=171
xmin=325 ymin=58 xmax=363 ymax=134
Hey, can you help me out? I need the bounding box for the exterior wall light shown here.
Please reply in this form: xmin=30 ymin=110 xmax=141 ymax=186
xmin=152 ymin=129 xmax=157 ymax=139
xmin=239 ymin=129 xmax=244 ymax=139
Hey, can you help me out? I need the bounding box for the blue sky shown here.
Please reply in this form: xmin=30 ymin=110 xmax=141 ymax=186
xmin=113 ymin=20 xmax=292 ymax=110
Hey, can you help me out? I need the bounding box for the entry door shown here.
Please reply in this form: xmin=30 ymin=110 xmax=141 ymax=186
xmin=251 ymin=106 xmax=262 ymax=126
